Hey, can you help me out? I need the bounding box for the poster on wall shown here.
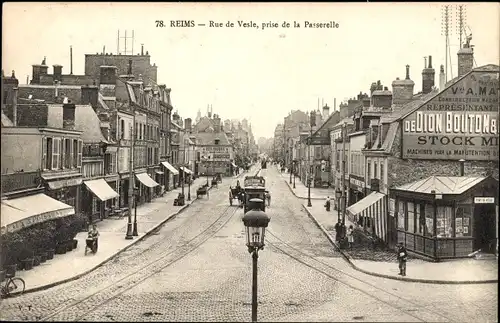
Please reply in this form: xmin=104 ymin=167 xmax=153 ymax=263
xmin=402 ymin=70 xmax=499 ymax=161
xmin=455 ymin=218 xmax=463 ymax=234
xmin=389 ymin=198 xmax=395 ymax=217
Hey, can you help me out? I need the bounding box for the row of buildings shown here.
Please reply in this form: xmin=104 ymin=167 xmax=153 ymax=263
xmin=1 ymin=45 xmax=257 ymax=233
xmin=273 ymin=42 xmax=499 ymax=260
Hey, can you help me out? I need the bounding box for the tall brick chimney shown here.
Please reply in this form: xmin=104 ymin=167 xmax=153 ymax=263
xmin=439 ymin=65 xmax=445 ymax=91
xmin=391 ymin=65 xmax=415 ymax=106
xmin=31 ymin=64 xmax=49 ymax=84
xmin=99 ymin=66 xmax=117 ymax=85
xmin=422 ymin=55 xmax=435 ymax=94
xmin=213 ymin=115 xmax=221 ymax=132
xmin=81 ymin=85 xmax=99 ymax=107
xmin=62 ymin=103 xmax=76 ymax=130
xmin=185 ymin=118 xmax=192 ymax=133
xmin=457 ymin=47 xmax=474 ymax=77
xmin=53 ymin=65 xmax=63 ymax=82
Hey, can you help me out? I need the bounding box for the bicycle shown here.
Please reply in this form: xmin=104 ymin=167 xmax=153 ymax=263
xmin=1 ymin=274 xmax=25 ymax=298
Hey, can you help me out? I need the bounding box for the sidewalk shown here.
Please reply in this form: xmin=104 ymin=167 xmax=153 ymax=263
xmin=279 ymin=170 xmax=335 ymax=200
xmin=16 ymin=173 xmax=245 ymax=293
xmin=299 ymin=198 xmax=498 ymax=284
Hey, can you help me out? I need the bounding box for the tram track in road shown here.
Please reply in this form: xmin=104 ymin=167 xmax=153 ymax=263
xmin=265 ymin=230 xmax=453 ymax=323
xmin=40 ymin=203 xmax=239 ymax=322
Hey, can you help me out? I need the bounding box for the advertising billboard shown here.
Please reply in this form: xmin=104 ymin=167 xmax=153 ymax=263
xmin=402 ymin=70 xmax=499 ymax=161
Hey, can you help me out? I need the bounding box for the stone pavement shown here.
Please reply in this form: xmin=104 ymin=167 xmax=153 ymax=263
xmin=280 ymin=175 xmax=498 ymax=284
xmin=15 ymin=173 xmax=246 ymax=293
xmin=277 ymin=167 xmax=335 ymax=200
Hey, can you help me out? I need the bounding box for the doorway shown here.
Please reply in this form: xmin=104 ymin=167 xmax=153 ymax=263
xmin=473 ymin=204 xmax=497 ymax=253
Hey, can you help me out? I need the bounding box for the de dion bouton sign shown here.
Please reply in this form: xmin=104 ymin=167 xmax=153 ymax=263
xmin=402 ymin=70 xmax=499 ymax=161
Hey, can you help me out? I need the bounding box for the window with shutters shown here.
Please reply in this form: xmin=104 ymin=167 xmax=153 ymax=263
xmin=120 ymin=119 xmax=125 ymax=139
xmin=65 ymin=139 xmax=72 ymax=168
xmin=42 ymin=137 xmax=48 ymax=170
xmin=73 ymin=139 xmax=78 ymax=167
xmin=77 ymin=140 xmax=83 ymax=167
xmin=374 ymin=162 xmax=378 ymax=180
xmin=52 ymin=138 xmax=60 ymax=169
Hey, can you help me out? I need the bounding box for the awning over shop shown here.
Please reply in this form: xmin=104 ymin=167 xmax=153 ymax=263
xmin=347 ymin=191 xmax=385 ymax=218
xmin=84 ymin=178 xmax=119 ymax=201
xmin=180 ymin=167 xmax=193 ymax=174
xmin=1 ymin=194 xmax=75 ymax=234
xmin=161 ymin=161 xmax=179 ymax=175
xmin=231 ymin=162 xmax=238 ymax=168
xmin=47 ymin=177 xmax=83 ymax=190
xmin=136 ymin=173 xmax=160 ymax=188
xmin=155 ymin=170 xmax=164 ymax=175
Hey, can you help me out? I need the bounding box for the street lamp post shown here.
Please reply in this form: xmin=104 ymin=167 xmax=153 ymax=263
xmin=242 ymin=199 xmax=271 ymax=323
xmin=180 ymin=169 xmax=185 ymax=206
xmin=335 ymin=188 xmax=342 ymax=223
xmin=132 ymin=186 xmax=139 ymax=236
xmin=187 ymin=166 xmax=191 ymax=201
xmin=293 ymin=160 xmax=296 ymax=189
xmin=307 ymin=131 xmax=313 ymax=207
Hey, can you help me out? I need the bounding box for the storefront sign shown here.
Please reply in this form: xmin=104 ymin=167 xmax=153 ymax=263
xmin=402 ymin=71 xmax=499 ymax=161
xmin=474 ymin=197 xmax=495 ymax=204
xmin=349 ymin=177 xmax=365 ymax=192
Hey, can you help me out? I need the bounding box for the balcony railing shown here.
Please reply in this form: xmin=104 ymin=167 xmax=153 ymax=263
xmin=1 ymin=171 xmax=42 ymax=194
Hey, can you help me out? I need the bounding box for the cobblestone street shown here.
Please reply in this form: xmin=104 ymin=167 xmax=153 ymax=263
xmin=0 ymin=167 xmax=496 ymax=322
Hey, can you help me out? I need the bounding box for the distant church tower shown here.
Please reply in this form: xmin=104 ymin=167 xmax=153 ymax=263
xmin=195 ymin=109 xmax=202 ymax=124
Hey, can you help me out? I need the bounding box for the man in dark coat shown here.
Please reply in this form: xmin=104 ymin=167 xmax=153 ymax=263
xmin=334 ymin=220 xmax=343 ymax=243
xmin=397 ymin=242 xmax=408 ymax=276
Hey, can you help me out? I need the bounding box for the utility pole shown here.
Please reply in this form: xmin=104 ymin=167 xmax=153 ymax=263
xmin=125 ymin=116 xmax=135 ymax=240
xmin=441 ymin=5 xmax=453 ymax=82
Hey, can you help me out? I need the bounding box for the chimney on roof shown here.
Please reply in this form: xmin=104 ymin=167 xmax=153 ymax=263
xmin=53 ymin=65 xmax=62 ymax=82
xmin=63 ymin=103 xmax=76 ymax=130
xmin=141 ymin=44 xmax=144 ymax=56
xmin=422 ymin=55 xmax=435 ymax=94
xmin=372 ymin=86 xmax=392 ymax=108
xmin=185 ymin=118 xmax=192 ymax=133
xmin=457 ymin=47 xmax=474 ymax=77
xmin=31 ymin=63 xmax=49 ymax=84
xmin=322 ymin=104 xmax=330 ymax=120
xmin=70 ymin=46 xmax=73 ymax=75
xmin=12 ymin=87 xmax=18 ymax=126
xmin=439 ymin=65 xmax=445 ymax=91
xmin=392 ymin=65 xmax=415 ymax=105
xmin=128 ymin=59 xmax=133 ymax=75
xmin=81 ymin=84 xmax=99 ymax=108
xmin=213 ymin=115 xmax=221 ymax=132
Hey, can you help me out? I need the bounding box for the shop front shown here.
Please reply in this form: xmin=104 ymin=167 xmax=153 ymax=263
xmin=346 ymin=191 xmax=387 ymax=241
xmin=391 ymin=175 xmax=498 ymax=260
xmin=82 ymin=178 xmax=120 ymax=224
xmin=180 ymin=166 xmax=193 ymax=184
xmin=43 ymin=175 xmax=82 ymax=213
xmin=161 ymin=161 xmax=179 ymax=191
xmin=135 ymin=172 xmax=160 ymax=204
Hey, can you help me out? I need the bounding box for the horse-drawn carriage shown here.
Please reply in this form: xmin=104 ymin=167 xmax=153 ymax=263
xmin=211 ymin=173 xmax=222 ymax=188
xmin=196 ymin=184 xmax=209 ymax=198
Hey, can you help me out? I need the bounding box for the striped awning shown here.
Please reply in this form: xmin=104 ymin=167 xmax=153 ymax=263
xmin=84 ymin=179 xmax=119 ymax=201
xmin=161 ymin=161 xmax=179 ymax=175
xmin=136 ymin=173 xmax=160 ymax=188
xmin=1 ymin=194 xmax=75 ymax=234
xmin=347 ymin=191 xmax=385 ymax=218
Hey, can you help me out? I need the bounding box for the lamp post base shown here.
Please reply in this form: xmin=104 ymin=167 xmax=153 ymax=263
xmin=125 ymin=223 xmax=134 ymax=240
xmin=132 ymin=222 xmax=138 ymax=236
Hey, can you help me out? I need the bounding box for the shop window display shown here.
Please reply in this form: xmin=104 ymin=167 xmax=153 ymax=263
xmin=424 ymin=204 xmax=434 ymax=237
xmin=407 ymin=202 xmax=415 ymax=233
xmin=397 ymin=201 xmax=405 ymax=230
xmin=455 ymin=204 xmax=472 ymax=237
xmin=436 ymin=206 xmax=453 ymax=238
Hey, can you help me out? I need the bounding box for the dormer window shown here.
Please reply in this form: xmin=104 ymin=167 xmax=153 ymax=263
xmin=215 ymin=139 xmax=220 ymax=145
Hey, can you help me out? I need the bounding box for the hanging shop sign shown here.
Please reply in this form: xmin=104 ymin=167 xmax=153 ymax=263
xmin=402 ymin=70 xmax=499 ymax=161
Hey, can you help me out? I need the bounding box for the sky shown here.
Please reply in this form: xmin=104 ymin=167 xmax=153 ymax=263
xmin=3 ymin=2 xmax=499 ymax=138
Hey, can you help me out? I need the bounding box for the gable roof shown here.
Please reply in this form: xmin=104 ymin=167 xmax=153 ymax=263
xmin=311 ymin=111 xmax=340 ymax=138
xmin=395 ymin=176 xmax=487 ymax=195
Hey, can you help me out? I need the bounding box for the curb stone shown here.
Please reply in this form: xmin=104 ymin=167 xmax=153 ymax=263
xmin=21 ymin=175 xmax=239 ymax=294
xmin=284 ymin=179 xmax=328 ymax=200
xmin=301 ymin=205 xmax=498 ymax=285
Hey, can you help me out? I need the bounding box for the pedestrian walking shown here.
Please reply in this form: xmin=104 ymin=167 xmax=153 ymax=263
xmin=347 ymin=225 xmax=354 ymax=249
xmin=265 ymin=191 xmax=271 ymax=207
xmin=396 ymin=242 xmax=408 ymax=276
xmin=229 ymin=187 xmax=233 ymax=206
xmin=334 ymin=220 xmax=343 ymax=243
xmin=324 ymin=196 xmax=331 ymax=212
